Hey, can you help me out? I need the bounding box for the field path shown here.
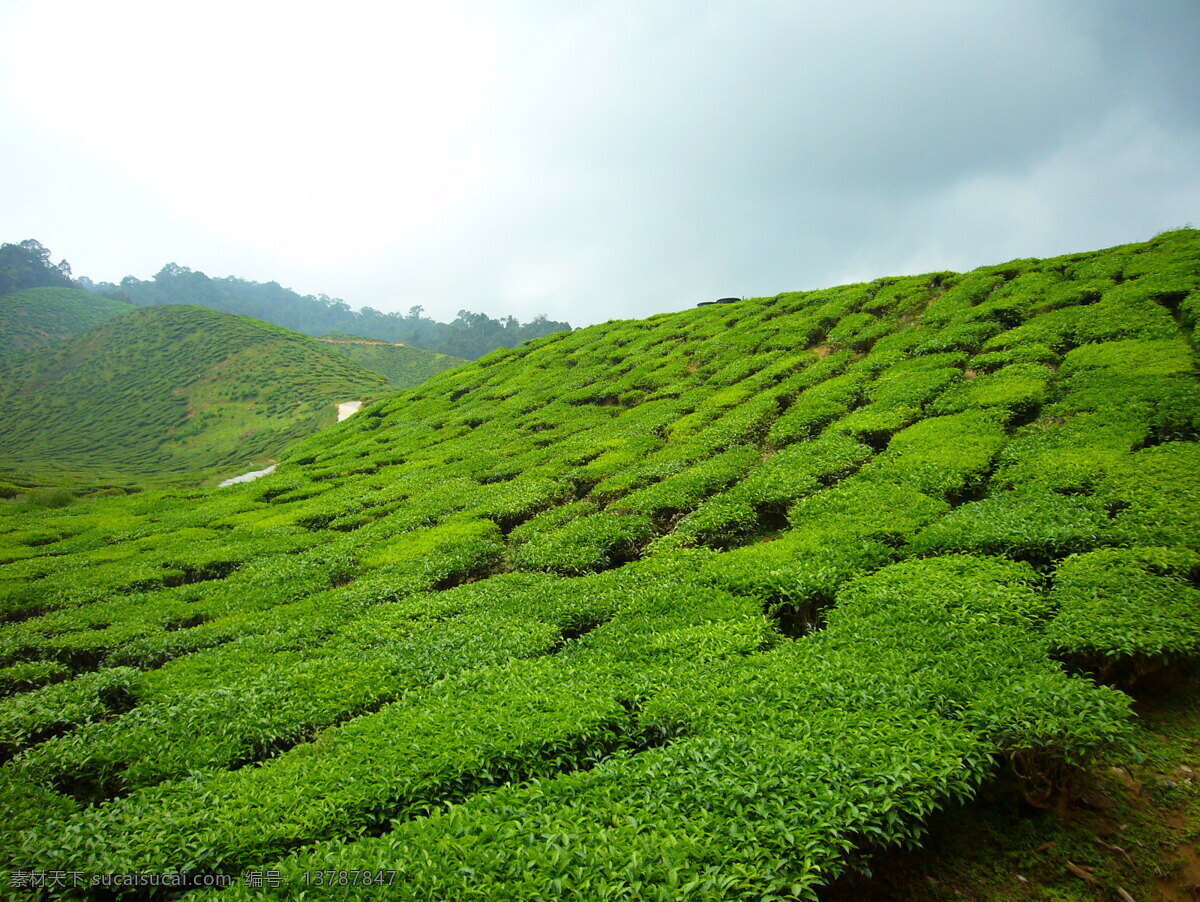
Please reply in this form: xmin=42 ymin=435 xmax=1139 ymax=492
xmin=337 ymin=401 xmax=364 ymax=421
xmin=217 ymin=463 xmax=277 ymax=487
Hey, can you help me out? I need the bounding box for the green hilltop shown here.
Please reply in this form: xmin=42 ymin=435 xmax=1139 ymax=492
xmin=315 ymin=334 xmax=466 ymax=388
xmin=0 ymin=287 xmax=133 ymax=367
xmin=85 ymin=261 xmax=573 ymax=359
xmin=0 ymin=305 xmax=388 ymax=486
xmin=0 ymin=230 xmax=1198 ymax=898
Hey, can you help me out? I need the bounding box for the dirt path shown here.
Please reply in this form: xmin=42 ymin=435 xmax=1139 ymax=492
xmin=337 ymin=401 xmax=364 ymax=422
xmin=317 ymin=338 xmax=407 ymax=347
xmin=217 ymin=464 xmax=276 ymax=487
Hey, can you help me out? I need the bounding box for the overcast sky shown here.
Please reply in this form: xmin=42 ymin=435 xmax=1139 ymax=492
xmin=2 ymin=0 xmax=1197 ymax=327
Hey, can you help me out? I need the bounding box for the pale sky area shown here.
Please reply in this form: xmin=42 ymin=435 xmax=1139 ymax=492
xmin=2 ymin=0 xmax=1198 ymax=326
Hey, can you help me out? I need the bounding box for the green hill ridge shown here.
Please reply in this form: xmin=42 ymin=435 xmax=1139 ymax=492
xmin=85 ymin=261 xmax=573 ymax=359
xmin=0 ymin=305 xmax=388 ymax=485
xmin=315 ymin=334 xmax=466 ymax=388
xmin=0 ymin=287 xmax=133 ymax=367
xmin=0 ymin=230 xmax=1197 ymax=899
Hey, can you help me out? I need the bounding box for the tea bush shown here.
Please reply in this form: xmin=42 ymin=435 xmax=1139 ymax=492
xmin=0 ymin=229 xmax=1196 ymax=899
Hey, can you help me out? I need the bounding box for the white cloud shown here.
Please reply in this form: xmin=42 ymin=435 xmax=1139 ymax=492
xmin=1 ymin=0 xmax=1197 ymax=325
xmin=1 ymin=0 xmax=497 ymax=264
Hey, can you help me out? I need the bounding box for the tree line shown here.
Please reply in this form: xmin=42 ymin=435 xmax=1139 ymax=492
xmin=0 ymin=240 xmax=73 ymax=295
xmin=1 ymin=240 xmax=572 ymax=360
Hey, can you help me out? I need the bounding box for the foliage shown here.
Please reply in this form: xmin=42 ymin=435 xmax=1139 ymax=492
xmin=1046 ymin=546 xmax=1200 ymax=661
xmin=315 ymin=335 xmax=466 ymax=388
xmin=0 ymin=240 xmax=72 ymax=296
xmin=86 ymin=263 xmax=572 ymax=360
xmin=0 ymin=305 xmax=389 ymax=485
xmin=0 ymin=229 xmax=1195 ymax=899
xmin=0 ymin=287 xmax=132 ymax=367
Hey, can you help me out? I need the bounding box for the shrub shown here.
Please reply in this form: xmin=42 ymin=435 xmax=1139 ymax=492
xmin=26 ymin=488 xmax=74 ymax=509
xmin=908 ymin=492 xmax=1112 ymax=564
xmin=859 ymin=411 xmax=1007 ymax=500
xmin=513 ymin=511 xmax=654 ymax=575
xmin=1046 ymin=546 xmax=1200 ymax=662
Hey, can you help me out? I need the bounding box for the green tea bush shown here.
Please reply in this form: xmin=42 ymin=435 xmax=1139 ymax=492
xmin=859 ymin=411 xmax=1006 ymax=500
xmin=617 ymin=446 xmax=759 ymax=524
xmin=991 ymin=412 xmax=1143 ymax=495
xmin=866 ymin=360 xmax=963 ymax=408
xmin=825 ymin=402 xmax=922 ymax=446
xmin=918 ymin=273 xmax=1000 ymax=324
xmin=767 ymin=372 xmax=867 ymax=446
xmin=982 ymin=305 xmax=1086 ymax=352
xmin=732 ymin=432 xmax=873 ymax=511
xmin=658 ymin=497 xmax=761 ymax=550
xmin=14 ymin=611 xmax=562 ymax=797
xmin=1098 ymin=443 xmax=1200 ymax=549
xmin=701 ymin=531 xmax=892 ymax=611
xmin=1072 ymin=284 xmax=1182 ymax=343
xmin=0 ymin=667 xmax=140 ymax=760
xmin=26 ymin=660 xmax=641 ymax=877
xmin=1046 ymin=546 xmax=1200 ymax=662
xmin=929 ymin=363 xmax=1050 ymax=422
xmin=0 ymin=661 xmax=70 ymax=696
xmin=907 ymin=492 xmax=1112 ymax=564
xmin=790 ymin=479 xmax=950 ymax=545
xmin=25 ymin=488 xmax=74 ymax=509
xmin=967 ymin=343 xmax=1060 ymax=371
xmin=513 ymin=511 xmax=654 ymax=575
xmin=0 ymin=229 xmax=1196 ymax=899
xmin=912 ymin=319 xmax=1004 ymax=355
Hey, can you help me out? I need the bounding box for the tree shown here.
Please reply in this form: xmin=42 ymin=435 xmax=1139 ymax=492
xmin=0 ymin=239 xmax=73 ymax=295
xmin=91 ymin=262 xmax=572 ymax=358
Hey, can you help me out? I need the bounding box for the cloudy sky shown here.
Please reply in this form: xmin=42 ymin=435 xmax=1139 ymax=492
xmin=2 ymin=0 xmax=1197 ymax=327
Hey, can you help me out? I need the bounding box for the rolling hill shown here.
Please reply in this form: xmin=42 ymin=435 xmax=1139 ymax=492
xmin=0 ymin=287 xmax=133 ymax=367
xmin=85 ymin=261 xmax=572 ymax=359
xmin=0 ymin=230 xmax=1197 ymax=899
xmin=0 ymin=305 xmax=388 ymax=485
xmin=315 ymin=334 xmax=466 ymax=387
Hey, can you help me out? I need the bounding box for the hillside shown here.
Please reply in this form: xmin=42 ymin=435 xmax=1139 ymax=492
xmin=0 ymin=287 xmax=133 ymax=366
xmin=0 ymin=230 xmax=1197 ymax=899
xmin=316 ymin=334 xmax=465 ymax=387
xmin=85 ymin=262 xmax=572 ymax=358
xmin=0 ymin=305 xmax=388 ymax=485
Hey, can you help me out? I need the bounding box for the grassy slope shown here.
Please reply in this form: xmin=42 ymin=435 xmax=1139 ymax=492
xmin=0 ymin=287 xmax=133 ymax=367
xmin=0 ymin=230 xmax=1197 ymax=899
xmin=0 ymin=305 xmax=388 ymax=485
xmin=315 ymin=334 xmax=466 ymax=388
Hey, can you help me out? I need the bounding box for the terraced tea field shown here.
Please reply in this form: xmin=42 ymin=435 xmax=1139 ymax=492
xmin=0 ymin=288 xmax=133 ymax=367
xmin=0 ymin=230 xmax=1197 ymax=899
xmin=315 ymin=336 xmax=466 ymax=389
xmin=0 ymin=306 xmax=389 ymax=487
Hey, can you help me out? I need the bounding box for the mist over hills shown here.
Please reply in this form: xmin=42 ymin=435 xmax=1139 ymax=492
xmin=0 ymin=229 xmax=1196 ymax=898
xmin=82 ymin=262 xmax=572 ymax=360
xmin=2 ymin=238 xmax=572 ymax=361
xmin=0 ymin=242 xmax=506 ymax=488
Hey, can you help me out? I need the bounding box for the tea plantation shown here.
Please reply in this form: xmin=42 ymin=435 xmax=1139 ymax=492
xmin=315 ymin=336 xmax=466 ymax=389
xmin=0 ymin=306 xmax=389 ymax=487
xmin=0 ymin=288 xmax=133 ymax=368
xmin=0 ymin=230 xmax=1197 ymax=899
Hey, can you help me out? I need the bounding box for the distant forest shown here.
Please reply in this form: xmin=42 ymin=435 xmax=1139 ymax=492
xmin=0 ymin=240 xmax=74 ymax=295
xmin=1 ymin=240 xmax=572 ymax=360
